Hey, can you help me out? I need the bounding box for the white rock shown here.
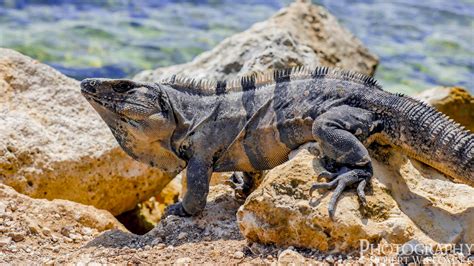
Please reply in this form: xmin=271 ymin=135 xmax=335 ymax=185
xmin=174 ymin=257 xmax=192 ymax=265
xmin=233 ymin=251 xmax=245 ymax=259
xmin=0 ymin=236 xmax=12 ymax=247
xmin=177 ymin=232 xmax=188 ymax=240
xmin=69 ymin=233 xmax=82 ymax=241
xmin=81 ymin=227 xmax=93 ymax=236
xmin=325 ymin=255 xmax=335 ymax=263
xmin=277 ymin=249 xmax=305 ymax=265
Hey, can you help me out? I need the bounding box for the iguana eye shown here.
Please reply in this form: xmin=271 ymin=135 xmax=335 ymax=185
xmin=113 ymin=82 xmax=134 ymax=93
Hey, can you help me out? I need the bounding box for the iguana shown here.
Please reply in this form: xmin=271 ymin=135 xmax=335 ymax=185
xmin=80 ymin=67 xmax=474 ymax=218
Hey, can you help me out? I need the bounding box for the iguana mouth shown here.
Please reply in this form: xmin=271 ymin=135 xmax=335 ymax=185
xmin=85 ymin=94 xmax=151 ymax=110
xmin=82 ymin=88 xmax=154 ymax=120
xmin=82 ymin=94 xmax=116 ymax=110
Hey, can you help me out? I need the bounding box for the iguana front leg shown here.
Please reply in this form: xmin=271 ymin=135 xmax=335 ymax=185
xmin=310 ymin=105 xmax=382 ymax=218
xmin=165 ymin=156 xmax=212 ymax=217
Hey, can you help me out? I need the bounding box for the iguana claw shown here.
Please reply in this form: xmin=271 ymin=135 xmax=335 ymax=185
xmin=357 ymin=179 xmax=368 ymax=207
xmin=226 ymin=171 xmax=263 ymax=200
xmin=310 ymin=168 xmax=370 ymax=219
xmin=317 ymin=166 xmax=350 ymax=180
xmin=164 ymin=202 xmax=191 ymax=218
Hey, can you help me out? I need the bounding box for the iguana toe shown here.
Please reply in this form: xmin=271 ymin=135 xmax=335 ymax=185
xmin=227 ymin=172 xmax=261 ymax=200
xmin=310 ymin=178 xmax=338 ymax=194
xmin=317 ymin=171 xmax=337 ymax=180
xmin=357 ymin=179 xmax=368 ymax=207
xmin=164 ymin=202 xmax=191 ymax=218
xmin=310 ymin=168 xmax=371 ymax=219
xmin=225 ymin=172 xmax=243 ymax=189
xmin=317 ymin=166 xmax=350 ymax=180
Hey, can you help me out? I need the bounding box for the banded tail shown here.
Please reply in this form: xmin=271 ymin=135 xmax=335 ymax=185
xmin=385 ymin=94 xmax=474 ymax=185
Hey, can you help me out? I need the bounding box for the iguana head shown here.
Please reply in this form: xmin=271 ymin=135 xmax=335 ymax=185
xmin=80 ymin=78 xmax=186 ymax=174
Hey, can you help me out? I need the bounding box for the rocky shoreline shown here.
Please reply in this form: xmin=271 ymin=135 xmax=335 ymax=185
xmin=1 ymin=1 xmax=473 ymax=264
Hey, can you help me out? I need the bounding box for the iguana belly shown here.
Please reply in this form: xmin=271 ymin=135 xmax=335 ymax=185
xmin=213 ymin=124 xmax=292 ymax=172
xmin=213 ymin=115 xmax=314 ymax=172
xmin=213 ymin=90 xmax=315 ymax=172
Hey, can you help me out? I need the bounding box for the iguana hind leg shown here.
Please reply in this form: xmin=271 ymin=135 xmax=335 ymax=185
xmin=227 ymin=171 xmax=265 ymax=200
xmin=310 ymin=105 xmax=381 ymax=218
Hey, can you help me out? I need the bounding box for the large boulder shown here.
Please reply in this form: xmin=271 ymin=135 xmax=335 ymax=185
xmin=0 ymin=48 xmax=176 ymax=215
xmin=134 ymin=1 xmax=378 ymax=82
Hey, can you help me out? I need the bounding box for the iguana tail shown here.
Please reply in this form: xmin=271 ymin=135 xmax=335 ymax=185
xmin=381 ymin=94 xmax=474 ymax=186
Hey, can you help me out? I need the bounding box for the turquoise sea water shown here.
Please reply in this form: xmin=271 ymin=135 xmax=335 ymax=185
xmin=0 ymin=0 xmax=473 ymax=94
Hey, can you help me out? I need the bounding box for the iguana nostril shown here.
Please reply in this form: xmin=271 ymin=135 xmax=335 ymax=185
xmin=80 ymin=79 xmax=97 ymax=93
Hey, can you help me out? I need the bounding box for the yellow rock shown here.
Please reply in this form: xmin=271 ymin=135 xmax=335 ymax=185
xmin=0 ymin=183 xmax=126 ymax=232
xmin=0 ymin=48 xmax=177 ymax=215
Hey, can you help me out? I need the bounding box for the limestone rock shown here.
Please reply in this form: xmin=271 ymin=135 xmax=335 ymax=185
xmin=0 ymin=48 xmax=176 ymax=215
xmin=0 ymin=183 xmax=125 ymax=261
xmin=134 ymin=1 xmax=378 ymax=82
xmin=90 ymin=184 xmax=243 ymax=249
xmin=174 ymin=257 xmax=192 ymax=265
xmin=237 ymin=145 xmax=474 ymax=252
xmin=416 ymin=86 xmax=474 ymax=132
xmin=278 ymin=249 xmax=305 ymax=265
xmin=0 ymin=183 xmax=125 ymax=231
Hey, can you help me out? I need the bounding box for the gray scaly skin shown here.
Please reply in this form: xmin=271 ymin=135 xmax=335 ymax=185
xmin=80 ymin=67 xmax=474 ymax=218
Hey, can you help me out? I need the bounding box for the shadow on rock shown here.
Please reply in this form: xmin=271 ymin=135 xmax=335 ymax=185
xmin=86 ymin=184 xmax=244 ymax=249
xmin=85 ymin=229 xmax=141 ymax=249
xmin=372 ymin=147 xmax=474 ymax=244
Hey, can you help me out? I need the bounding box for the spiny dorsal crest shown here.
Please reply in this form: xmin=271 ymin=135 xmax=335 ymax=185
xmin=394 ymin=93 xmax=470 ymax=134
xmin=160 ymin=66 xmax=381 ymax=96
